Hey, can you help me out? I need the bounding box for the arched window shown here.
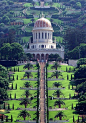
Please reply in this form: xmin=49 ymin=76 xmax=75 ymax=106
xmin=45 ymin=33 xmax=47 ymax=39
xmin=42 ymin=32 xmax=43 ymax=39
xmin=36 ymin=33 xmax=37 ymax=39
xmin=48 ymin=33 xmax=49 ymax=39
xmin=39 ymin=33 xmax=40 ymax=39
xmin=41 ymin=45 xmax=44 ymax=48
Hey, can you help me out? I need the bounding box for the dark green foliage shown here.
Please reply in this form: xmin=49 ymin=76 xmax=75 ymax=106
xmin=12 ymin=104 xmax=14 ymax=110
xmin=71 ymin=103 xmax=73 ymax=109
xmin=8 ymin=104 xmax=10 ymax=110
xmin=3 ymin=103 xmax=5 ymax=109
xmin=0 ymin=43 xmax=24 ymax=60
xmin=14 ymin=93 xmax=16 ymax=99
xmin=71 ymin=74 xmax=73 ymax=80
xmin=0 ymin=65 xmax=8 ymax=78
xmin=10 ymin=93 xmax=12 ymax=99
xmin=1 ymin=115 xmax=3 ymax=121
xmin=68 ymin=84 xmax=70 ymax=89
xmin=74 ymin=66 xmax=86 ymax=80
xmin=11 ymin=83 xmax=13 ymax=89
xmin=63 ymin=28 xmax=86 ymax=51
xmin=11 ymin=115 xmax=13 ymax=122
xmin=67 ymin=74 xmax=69 ymax=80
xmin=73 ymin=115 xmax=75 ymax=122
xmin=17 ymin=75 xmax=18 ymax=80
xmin=14 ymin=68 xmax=15 ymax=72
xmin=68 ymin=44 xmax=86 ymax=59
xmin=66 ymin=67 xmax=68 ymax=72
xmin=13 ymin=75 xmax=14 ymax=80
xmin=6 ymin=116 xmax=8 ymax=122
xmin=15 ymin=84 xmax=17 ymax=90
xmin=69 ymin=94 xmax=71 ymax=99
xmin=77 ymin=58 xmax=86 ymax=68
xmin=0 ymin=87 xmax=8 ymax=100
xmin=9 ymin=75 xmax=10 ymax=80
xmin=24 ymin=82 xmax=31 ymax=88
xmin=18 ymin=67 xmax=19 ymax=72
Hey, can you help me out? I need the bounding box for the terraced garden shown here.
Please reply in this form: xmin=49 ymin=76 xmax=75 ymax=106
xmin=1 ymin=63 xmax=39 ymax=122
xmin=46 ymin=63 xmax=81 ymax=122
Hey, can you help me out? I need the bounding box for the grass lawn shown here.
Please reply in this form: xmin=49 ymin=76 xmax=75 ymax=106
xmin=21 ymin=36 xmax=31 ymax=43
xmin=3 ymin=64 xmax=38 ymax=122
xmin=48 ymin=64 xmax=79 ymax=122
xmin=23 ymin=3 xmax=32 ymax=7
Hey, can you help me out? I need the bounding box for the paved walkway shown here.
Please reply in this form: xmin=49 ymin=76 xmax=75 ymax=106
xmin=39 ymin=62 xmax=46 ymax=123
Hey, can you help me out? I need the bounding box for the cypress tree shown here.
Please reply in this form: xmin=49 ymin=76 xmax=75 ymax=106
xmin=72 ymin=85 xmax=73 ymax=89
xmin=13 ymin=75 xmax=14 ymax=80
xmin=12 ymin=104 xmax=14 ymax=110
xmin=15 ymin=84 xmax=17 ymax=90
xmin=11 ymin=115 xmax=13 ymax=122
xmin=66 ymin=67 xmax=67 ymax=72
xmin=8 ymin=104 xmax=10 ymax=110
xmin=3 ymin=103 xmax=5 ymax=109
xmin=9 ymin=75 xmax=10 ymax=80
xmin=6 ymin=116 xmax=8 ymax=122
xmin=14 ymin=67 xmax=15 ymax=72
xmin=69 ymin=67 xmax=71 ymax=72
xmin=71 ymin=74 xmax=72 ymax=80
xmin=18 ymin=67 xmax=19 ymax=72
xmin=67 ymin=74 xmax=69 ymax=80
xmin=69 ymin=94 xmax=71 ymax=99
xmin=1 ymin=115 xmax=3 ymax=121
xmin=73 ymin=115 xmax=75 ymax=122
xmin=71 ymin=103 xmax=73 ymax=109
xmin=17 ymin=75 xmax=18 ymax=80
xmin=11 ymin=83 xmax=13 ymax=89
xmin=10 ymin=93 xmax=12 ymax=99
xmin=78 ymin=116 xmax=79 ymax=122
xmin=68 ymin=84 xmax=70 ymax=89
xmin=15 ymin=93 xmax=16 ymax=99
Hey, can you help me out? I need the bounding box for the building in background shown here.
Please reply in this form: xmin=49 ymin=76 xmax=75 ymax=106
xmin=24 ymin=15 xmax=64 ymax=60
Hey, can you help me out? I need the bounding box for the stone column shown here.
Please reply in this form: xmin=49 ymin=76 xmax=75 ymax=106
xmin=44 ymin=31 xmax=45 ymax=39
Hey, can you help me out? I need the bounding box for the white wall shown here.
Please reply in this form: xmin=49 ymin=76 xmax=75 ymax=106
xmin=68 ymin=59 xmax=78 ymax=67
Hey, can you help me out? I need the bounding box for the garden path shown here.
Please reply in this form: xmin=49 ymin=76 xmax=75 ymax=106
xmin=39 ymin=62 xmax=46 ymax=123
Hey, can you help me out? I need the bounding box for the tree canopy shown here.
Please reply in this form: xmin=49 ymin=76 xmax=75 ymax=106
xmin=0 ymin=43 xmax=24 ymax=60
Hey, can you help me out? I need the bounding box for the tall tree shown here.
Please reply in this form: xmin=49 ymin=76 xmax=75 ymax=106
xmin=24 ymin=72 xmax=32 ymax=79
xmin=24 ymin=90 xmax=31 ymax=98
xmin=24 ymin=82 xmax=31 ymax=88
xmin=51 ymin=62 xmax=61 ymax=70
xmin=51 ymin=71 xmax=61 ymax=78
xmin=18 ymin=110 xmax=30 ymax=120
xmin=63 ymin=28 xmax=86 ymax=51
xmin=0 ymin=65 xmax=8 ymax=78
xmin=54 ymin=100 xmax=65 ymax=108
xmin=23 ymin=63 xmax=33 ymax=70
xmin=20 ymin=98 xmax=30 ymax=108
xmin=0 ymin=87 xmax=8 ymax=100
xmin=54 ymin=111 xmax=66 ymax=120
xmin=53 ymin=90 xmax=64 ymax=98
xmin=53 ymin=82 xmax=62 ymax=88
xmin=11 ymin=43 xmax=24 ymax=60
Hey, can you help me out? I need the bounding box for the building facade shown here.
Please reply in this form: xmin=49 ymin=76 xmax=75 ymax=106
xmin=24 ymin=16 xmax=64 ymax=60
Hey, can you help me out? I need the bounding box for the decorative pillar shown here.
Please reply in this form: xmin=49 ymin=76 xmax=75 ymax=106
xmin=44 ymin=31 xmax=45 ymax=39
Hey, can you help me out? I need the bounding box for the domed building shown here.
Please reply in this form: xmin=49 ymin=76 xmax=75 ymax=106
xmin=24 ymin=16 xmax=64 ymax=60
